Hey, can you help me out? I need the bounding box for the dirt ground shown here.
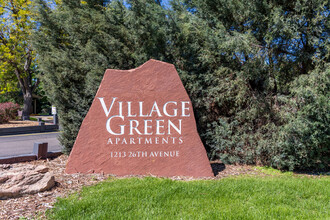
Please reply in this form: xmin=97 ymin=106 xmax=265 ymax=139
xmin=0 ymin=155 xmax=324 ymax=219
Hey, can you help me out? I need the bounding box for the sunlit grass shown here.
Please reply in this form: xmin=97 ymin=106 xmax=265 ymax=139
xmin=255 ymin=166 xmax=294 ymax=176
xmin=48 ymin=175 xmax=329 ymax=219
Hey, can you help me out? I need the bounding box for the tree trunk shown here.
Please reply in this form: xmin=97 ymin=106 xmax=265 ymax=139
xmin=23 ymin=91 xmax=33 ymax=120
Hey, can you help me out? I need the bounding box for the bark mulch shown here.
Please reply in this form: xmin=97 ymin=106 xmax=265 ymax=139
xmin=0 ymin=116 xmax=54 ymax=128
xmin=0 ymin=155 xmax=324 ymax=219
xmin=0 ymin=121 xmax=40 ymax=128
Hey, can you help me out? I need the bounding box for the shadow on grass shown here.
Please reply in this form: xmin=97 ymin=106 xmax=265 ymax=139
xmin=293 ymin=170 xmax=330 ymax=176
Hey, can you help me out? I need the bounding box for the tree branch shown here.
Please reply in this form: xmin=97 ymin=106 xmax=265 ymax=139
xmin=24 ymin=50 xmax=32 ymax=72
xmin=251 ymin=43 xmax=264 ymax=48
xmin=32 ymin=78 xmax=40 ymax=92
xmin=14 ymin=68 xmax=26 ymax=95
xmin=22 ymin=74 xmax=30 ymax=92
xmin=274 ymin=48 xmax=296 ymax=56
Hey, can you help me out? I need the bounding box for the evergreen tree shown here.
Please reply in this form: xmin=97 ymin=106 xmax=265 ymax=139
xmin=33 ymin=0 xmax=168 ymax=153
xmin=33 ymin=0 xmax=329 ymax=170
xmin=167 ymin=0 xmax=329 ymax=169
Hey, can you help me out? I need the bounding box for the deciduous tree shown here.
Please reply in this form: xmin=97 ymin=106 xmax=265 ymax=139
xmin=0 ymin=0 xmax=38 ymax=118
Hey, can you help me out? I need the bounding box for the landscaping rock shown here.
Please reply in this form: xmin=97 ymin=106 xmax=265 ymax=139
xmin=0 ymin=164 xmax=11 ymax=169
xmin=0 ymin=165 xmax=55 ymax=199
xmin=0 ymin=176 xmax=9 ymax=184
xmin=34 ymin=165 xmax=49 ymax=173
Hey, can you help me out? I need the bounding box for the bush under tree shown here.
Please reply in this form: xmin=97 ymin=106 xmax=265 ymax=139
xmin=0 ymin=102 xmax=21 ymax=124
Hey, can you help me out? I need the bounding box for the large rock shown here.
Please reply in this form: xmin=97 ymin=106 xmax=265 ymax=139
xmin=0 ymin=165 xmax=55 ymax=199
xmin=66 ymin=59 xmax=214 ymax=178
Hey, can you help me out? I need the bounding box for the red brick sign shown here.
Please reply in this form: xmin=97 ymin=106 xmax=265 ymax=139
xmin=65 ymin=59 xmax=214 ymax=177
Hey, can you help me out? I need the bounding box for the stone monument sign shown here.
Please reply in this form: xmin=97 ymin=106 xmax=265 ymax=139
xmin=65 ymin=59 xmax=214 ymax=177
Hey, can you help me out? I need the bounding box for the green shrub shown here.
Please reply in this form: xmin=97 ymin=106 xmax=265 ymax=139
xmin=0 ymin=102 xmax=21 ymax=124
xmin=29 ymin=117 xmax=38 ymax=121
xmin=203 ymin=67 xmax=329 ymax=171
xmin=33 ymin=0 xmax=329 ymax=171
xmin=272 ymin=67 xmax=330 ymax=170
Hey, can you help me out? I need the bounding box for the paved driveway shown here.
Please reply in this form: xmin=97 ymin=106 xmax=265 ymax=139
xmin=0 ymin=132 xmax=62 ymax=158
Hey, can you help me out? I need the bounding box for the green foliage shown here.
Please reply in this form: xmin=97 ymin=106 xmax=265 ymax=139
xmin=255 ymin=166 xmax=294 ymax=176
xmin=29 ymin=117 xmax=38 ymax=121
xmin=0 ymin=102 xmax=21 ymax=124
xmin=272 ymin=66 xmax=330 ymax=170
xmin=33 ymin=0 xmax=168 ymax=153
xmin=48 ymin=177 xmax=330 ymax=219
xmin=0 ymin=0 xmax=40 ymax=118
xmin=168 ymin=0 xmax=329 ymax=170
xmin=0 ymin=91 xmax=23 ymax=104
xmin=33 ymin=0 xmax=329 ymax=170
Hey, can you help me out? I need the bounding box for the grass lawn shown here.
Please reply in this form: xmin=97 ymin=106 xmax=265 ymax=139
xmin=48 ymin=173 xmax=329 ymax=219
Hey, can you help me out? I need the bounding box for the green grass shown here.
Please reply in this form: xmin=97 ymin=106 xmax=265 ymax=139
xmin=29 ymin=117 xmax=38 ymax=121
xmin=48 ymin=175 xmax=329 ymax=220
xmin=29 ymin=117 xmax=45 ymax=122
xmin=255 ymin=166 xmax=294 ymax=176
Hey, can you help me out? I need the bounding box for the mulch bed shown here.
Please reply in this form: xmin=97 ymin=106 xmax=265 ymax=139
xmin=0 ymin=155 xmax=324 ymax=219
xmin=0 ymin=121 xmax=40 ymax=129
xmin=0 ymin=117 xmax=54 ymax=129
